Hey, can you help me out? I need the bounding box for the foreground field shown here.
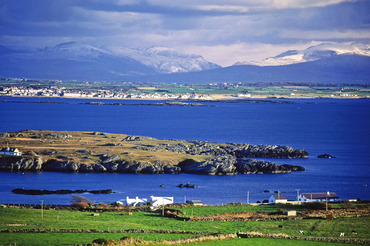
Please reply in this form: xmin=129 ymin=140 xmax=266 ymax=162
xmin=0 ymin=203 xmax=368 ymax=245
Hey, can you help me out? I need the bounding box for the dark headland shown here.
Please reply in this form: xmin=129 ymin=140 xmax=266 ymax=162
xmin=0 ymin=130 xmax=307 ymax=175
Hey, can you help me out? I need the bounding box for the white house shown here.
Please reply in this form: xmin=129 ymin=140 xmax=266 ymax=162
xmin=149 ymin=196 xmax=174 ymax=208
xmin=269 ymin=194 xmax=288 ymax=204
xmin=186 ymin=200 xmax=203 ymax=206
xmin=298 ymin=192 xmax=340 ymax=202
xmin=121 ymin=195 xmax=174 ymax=208
xmin=0 ymin=147 xmax=22 ymax=156
xmin=125 ymin=196 xmax=148 ymax=207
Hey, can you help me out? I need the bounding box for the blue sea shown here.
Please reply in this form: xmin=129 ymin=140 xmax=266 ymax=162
xmin=0 ymin=97 xmax=369 ymax=205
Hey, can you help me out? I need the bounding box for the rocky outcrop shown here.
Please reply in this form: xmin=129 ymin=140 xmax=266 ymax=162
xmin=0 ymin=154 xmax=305 ymax=175
xmin=122 ymin=136 xmax=154 ymax=141
xmin=180 ymin=155 xmax=237 ymax=175
xmin=180 ymin=157 xmax=305 ymax=175
xmin=236 ymin=159 xmax=305 ymax=174
xmin=0 ymin=156 xmax=43 ymax=171
xmin=136 ymin=141 xmax=308 ymax=159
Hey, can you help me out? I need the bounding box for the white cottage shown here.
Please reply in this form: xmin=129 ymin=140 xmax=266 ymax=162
xmin=148 ymin=196 xmax=174 ymax=208
xmin=122 ymin=195 xmax=174 ymax=208
xmin=269 ymin=194 xmax=288 ymax=204
xmin=0 ymin=147 xmax=22 ymax=156
xmin=298 ymin=192 xmax=340 ymax=202
xmin=125 ymin=196 xmax=148 ymax=207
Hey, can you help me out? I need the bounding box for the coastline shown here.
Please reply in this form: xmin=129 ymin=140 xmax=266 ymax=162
xmin=1 ymin=94 xmax=368 ymax=101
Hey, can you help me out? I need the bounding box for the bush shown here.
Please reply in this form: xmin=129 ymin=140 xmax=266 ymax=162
xmin=72 ymin=202 xmax=90 ymax=210
xmin=92 ymin=238 xmax=109 ymax=245
xmin=70 ymin=195 xmax=92 ymax=205
xmin=98 ymin=202 xmax=107 ymax=209
xmin=262 ymin=200 xmax=269 ymax=204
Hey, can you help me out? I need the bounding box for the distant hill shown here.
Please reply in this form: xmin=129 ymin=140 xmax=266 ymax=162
xmin=141 ymin=54 xmax=370 ymax=84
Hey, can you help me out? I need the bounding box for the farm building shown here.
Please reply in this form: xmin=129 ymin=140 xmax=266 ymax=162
xmin=298 ymin=192 xmax=340 ymax=202
xmin=186 ymin=200 xmax=203 ymax=206
xmin=269 ymin=194 xmax=288 ymax=204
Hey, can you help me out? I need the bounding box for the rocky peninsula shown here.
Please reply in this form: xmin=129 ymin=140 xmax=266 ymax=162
xmin=0 ymin=130 xmax=307 ymax=175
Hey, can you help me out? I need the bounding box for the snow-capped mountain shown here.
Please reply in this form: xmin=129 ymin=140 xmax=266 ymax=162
xmin=236 ymin=42 xmax=370 ymax=66
xmin=0 ymin=42 xmax=220 ymax=81
xmin=40 ymin=42 xmax=113 ymax=59
xmin=111 ymin=46 xmax=220 ymax=73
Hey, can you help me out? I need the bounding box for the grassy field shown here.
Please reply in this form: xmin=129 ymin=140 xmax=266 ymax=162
xmin=0 ymin=203 xmax=368 ymax=245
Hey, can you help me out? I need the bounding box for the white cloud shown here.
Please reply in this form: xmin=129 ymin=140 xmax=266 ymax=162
xmin=146 ymin=0 xmax=356 ymax=13
xmin=282 ymin=29 xmax=370 ymax=40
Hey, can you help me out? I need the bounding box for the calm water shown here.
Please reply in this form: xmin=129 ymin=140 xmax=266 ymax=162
xmin=0 ymin=97 xmax=369 ymax=204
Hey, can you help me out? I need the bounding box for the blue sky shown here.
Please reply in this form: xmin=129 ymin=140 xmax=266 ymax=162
xmin=0 ymin=0 xmax=369 ymax=66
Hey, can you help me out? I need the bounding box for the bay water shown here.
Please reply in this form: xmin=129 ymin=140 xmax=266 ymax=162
xmin=0 ymin=97 xmax=369 ymax=205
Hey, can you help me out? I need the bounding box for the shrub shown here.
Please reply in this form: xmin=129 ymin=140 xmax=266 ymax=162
xmin=262 ymin=200 xmax=269 ymax=204
xmin=72 ymin=202 xmax=90 ymax=210
xmin=70 ymin=195 xmax=92 ymax=205
xmin=98 ymin=202 xmax=107 ymax=209
xmin=92 ymin=238 xmax=109 ymax=245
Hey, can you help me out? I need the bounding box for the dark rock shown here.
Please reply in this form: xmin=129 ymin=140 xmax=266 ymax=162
xmin=180 ymin=155 xmax=237 ymax=175
xmin=317 ymin=154 xmax=336 ymax=158
xmin=235 ymin=159 xmax=305 ymax=174
xmin=12 ymin=188 xmax=113 ymax=195
xmin=184 ymin=182 xmax=196 ymax=188
xmin=163 ymin=165 xmax=181 ymax=174
xmin=43 ymin=160 xmax=80 ymax=172
xmin=0 ymin=156 xmax=44 ymax=171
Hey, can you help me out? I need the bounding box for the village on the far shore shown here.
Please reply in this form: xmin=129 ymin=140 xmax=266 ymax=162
xmin=1 ymin=77 xmax=369 ymax=100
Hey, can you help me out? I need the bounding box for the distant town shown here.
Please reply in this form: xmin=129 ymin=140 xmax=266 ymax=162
xmin=1 ymin=77 xmax=369 ymax=100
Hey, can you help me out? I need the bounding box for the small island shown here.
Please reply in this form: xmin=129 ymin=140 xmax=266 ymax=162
xmin=0 ymin=130 xmax=307 ymax=175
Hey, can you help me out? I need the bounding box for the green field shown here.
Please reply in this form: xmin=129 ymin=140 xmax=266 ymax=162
xmin=0 ymin=203 xmax=368 ymax=245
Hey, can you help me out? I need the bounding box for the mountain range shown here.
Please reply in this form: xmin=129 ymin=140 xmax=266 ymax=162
xmin=0 ymin=42 xmax=369 ymax=83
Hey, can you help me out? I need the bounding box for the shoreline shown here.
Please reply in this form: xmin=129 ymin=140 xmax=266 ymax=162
xmin=0 ymin=94 xmax=368 ymax=101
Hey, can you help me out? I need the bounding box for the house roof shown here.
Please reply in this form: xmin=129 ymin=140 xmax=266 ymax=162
xmin=301 ymin=192 xmax=339 ymax=199
xmin=271 ymin=194 xmax=287 ymax=200
xmin=0 ymin=148 xmax=18 ymax=152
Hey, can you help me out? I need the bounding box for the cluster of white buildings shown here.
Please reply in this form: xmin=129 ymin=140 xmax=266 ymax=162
xmin=116 ymin=196 xmax=174 ymax=209
xmin=0 ymin=86 xmax=212 ymax=100
xmin=269 ymin=191 xmax=340 ymax=204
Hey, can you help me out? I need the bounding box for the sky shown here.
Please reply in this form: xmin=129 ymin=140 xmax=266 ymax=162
xmin=0 ymin=0 xmax=369 ymax=66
